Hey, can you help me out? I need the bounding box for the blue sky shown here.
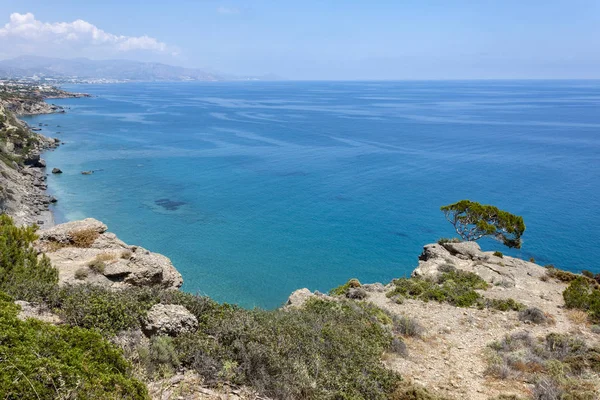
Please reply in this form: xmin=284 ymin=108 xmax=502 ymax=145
xmin=0 ymin=0 xmax=598 ymax=79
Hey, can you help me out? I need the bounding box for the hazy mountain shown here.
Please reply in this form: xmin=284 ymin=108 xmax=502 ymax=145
xmin=0 ymin=56 xmax=222 ymax=81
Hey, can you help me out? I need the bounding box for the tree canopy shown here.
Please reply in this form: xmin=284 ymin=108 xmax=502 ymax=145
xmin=440 ymin=200 xmax=525 ymax=248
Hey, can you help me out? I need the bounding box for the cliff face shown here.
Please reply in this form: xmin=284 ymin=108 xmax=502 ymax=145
xmin=0 ymin=103 xmax=58 ymax=226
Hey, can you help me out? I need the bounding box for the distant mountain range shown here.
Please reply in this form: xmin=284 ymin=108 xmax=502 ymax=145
xmin=0 ymin=56 xmax=278 ymax=82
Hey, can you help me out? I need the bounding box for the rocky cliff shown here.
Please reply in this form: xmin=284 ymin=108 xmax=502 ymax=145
xmin=0 ymin=103 xmax=59 ymax=226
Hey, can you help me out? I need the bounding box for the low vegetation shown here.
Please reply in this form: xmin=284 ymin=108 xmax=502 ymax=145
xmin=0 ymin=291 xmax=148 ymax=399
xmin=563 ymin=276 xmax=600 ymax=323
xmin=70 ymin=227 xmax=100 ymax=247
xmin=485 ymin=331 xmax=600 ymax=399
xmin=0 ymin=215 xmax=413 ymax=399
xmin=387 ymin=269 xmax=525 ymax=311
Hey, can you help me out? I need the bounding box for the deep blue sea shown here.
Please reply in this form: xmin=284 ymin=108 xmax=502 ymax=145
xmin=22 ymin=81 xmax=600 ymax=308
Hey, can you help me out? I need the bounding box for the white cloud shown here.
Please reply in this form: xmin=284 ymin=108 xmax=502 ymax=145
xmin=0 ymin=12 xmax=168 ymax=53
xmin=217 ymin=6 xmax=240 ymax=14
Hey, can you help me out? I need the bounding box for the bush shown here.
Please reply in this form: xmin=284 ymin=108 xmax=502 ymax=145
xmin=88 ymin=258 xmax=106 ymax=274
xmin=0 ymin=214 xmax=58 ymax=301
xmin=387 ymin=270 xmax=525 ymax=312
xmin=74 ymin=267 xmax=89 ymax=280
xmin=493 ymin=251 xmax=504 ymax=258
xmin=437 ymin=237 xmax=460 ymax=245
xmin=329 ymin=278 xmax=361 ymax=296
xmin=563 ymin=277 xmax=600 ymax=322
xmin=175 ymin=298 xmax=402 ymax=399
xmin=486 ymin=332 xmax=599 ymax=399
xmin=70 ymin=228 xmax=99 ymax=247
xmin=519 ymin=307 xmax=548 ymax=324
xmin=582 ymin=270 xmax=594 ymax=279
xmin=138 ymin=335 xmax=181 ymax=378
xmin=0 ymin=291 xmax=148 ymax=399
xmin=48 ymin=285 xmax=156 ymax=335
xmin=393 ymin=315 xmax=425 ymax=337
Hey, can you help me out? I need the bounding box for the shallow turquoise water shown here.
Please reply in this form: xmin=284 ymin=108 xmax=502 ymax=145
xmin=23 ymin=81 xmax=600 ymax=308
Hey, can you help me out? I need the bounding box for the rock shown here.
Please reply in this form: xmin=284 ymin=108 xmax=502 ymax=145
xmin=346 ymin=287 xmax=368 ymax=299
xmin=51 ymin=168 xmax=62 ymax=174
xmin=81 ymin=170 xmax=93 ymax=175
xmin=285 ymin=288 xmax=314 ymax=308
xmin=142 ymin=304 xmax=198 ymax=336
xmin=363 ymin=282 xmax=386 ymax=292
xmin=35 ymin=218 xmax=183 ymax=290
xmin=37 ymin=218 xmax=107 ymax=245
xmin=442 ymin=241 xmax=483 ymax=260
xmin=49 ymin=196 xmax=58 ymax=203
xmin=15 ymin=301 xmax=61 ymax=324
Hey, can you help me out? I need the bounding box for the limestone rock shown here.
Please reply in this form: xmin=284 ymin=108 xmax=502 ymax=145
xmin=442 ymin=241 xmax=484 ymax=260
xmin=142 ymin=304 xmax=198 ymax=337
xmin=285 ymin=288 xmax=314 ymax=308
xmin=51 ymin=168 xmax=62 ymax=174
xmin=35 ymin=219 xmax=183 ymax=290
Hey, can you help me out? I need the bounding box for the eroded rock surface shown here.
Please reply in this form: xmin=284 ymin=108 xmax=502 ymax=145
xmin=142 ymin=304 xmax=198 ymax=337
xmin=36 ymin=218 xmax=183 ymax=290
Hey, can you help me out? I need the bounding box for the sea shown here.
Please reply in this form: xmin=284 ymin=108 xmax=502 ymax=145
xmin=21 ymin=80 xmax=600 ymax=309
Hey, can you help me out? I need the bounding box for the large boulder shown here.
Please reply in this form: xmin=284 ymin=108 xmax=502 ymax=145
xmin=142 ymin=304 xmax=198 ymax=337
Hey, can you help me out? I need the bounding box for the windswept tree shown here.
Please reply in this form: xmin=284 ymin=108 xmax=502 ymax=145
xmin=440 ymin=200 xmax=525 ymax=248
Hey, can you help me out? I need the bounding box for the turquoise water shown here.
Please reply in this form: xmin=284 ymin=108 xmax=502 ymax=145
xmin=23 ymin=81 xmax=600 ymax=308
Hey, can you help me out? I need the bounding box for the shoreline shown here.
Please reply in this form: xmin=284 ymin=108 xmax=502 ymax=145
xmin=0 ymin=87 xmax=90 ymax=227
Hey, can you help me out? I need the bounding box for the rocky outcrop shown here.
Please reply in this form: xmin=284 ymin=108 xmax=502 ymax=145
xmin=36 ymin=218 xmax=183 ymax=290
xmin=142 ymin=304 xmax=198 ymax=336
xmin=4 ymin=99 xmax=64 ymax=116
xmin=412 ymin=241 xmax=550 ymax=291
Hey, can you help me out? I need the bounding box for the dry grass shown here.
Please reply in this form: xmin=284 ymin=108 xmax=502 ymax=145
xmin=566 ymin=309 xmax=589 ymax=325
xmin=43 ymin=241 xmax=67 ymax=253
xmin=94 ymin=252 xmax=116 ymax=262
xmin=70 ymin=228 xmax=99 ymax=248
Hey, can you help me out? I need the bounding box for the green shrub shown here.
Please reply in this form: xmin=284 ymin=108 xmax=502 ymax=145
xmin=175 ymin=298 xmax=402 ymax=399
xmin=48 ymin=285 xmax=156 ymax=335
xmin=0 ymin=214 xmax=58 ymax=301
xmin=563 ymin=277 xmax=600 ymax=322
xmin=88 ymin=258 xmax=106 ymax=274
xmin=0 ymin=291 xmax=148 ymax=399
xmin=387 ymin=270 xmax=525 ymax=312
xmin=493 ymin=251 xmax=503 ymax=258
xmin=138 ymin=335 xmax=181 ymax=378
xmin=74 ymin=267 xmax=89 ymax=280
xmin=329 ymin=278 xmax=361 ymax=296
xmin=582 ymin=270 xmax=595 ymax=279
xmin=486 ymin=332 xmax=599 ymax=398
xmin=437 ymin=237 xmax=461 ymax=245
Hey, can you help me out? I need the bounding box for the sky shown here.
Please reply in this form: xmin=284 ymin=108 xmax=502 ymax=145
xmin=0 ymin=0 xmax=598 ymax=80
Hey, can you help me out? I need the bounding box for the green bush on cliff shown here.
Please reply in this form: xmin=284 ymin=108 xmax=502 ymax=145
xmin=0 ymin=291 xmax=148 ymax=399
xmin=48 ymin=284 xmax=156 ymax=335
xmin=563 ymin=277 xmax=600 ymax=323
xmin=387 ymin=270 xmax=524 ymax=311
xmin=174 ymin=298 xmax=403 ymax=400
xmin=0 ymin=214 xmax=58 ymax=300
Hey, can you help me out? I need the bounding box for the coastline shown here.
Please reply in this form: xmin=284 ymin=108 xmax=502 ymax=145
xmin=0 ymin=88 xmax=89 ymax=227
